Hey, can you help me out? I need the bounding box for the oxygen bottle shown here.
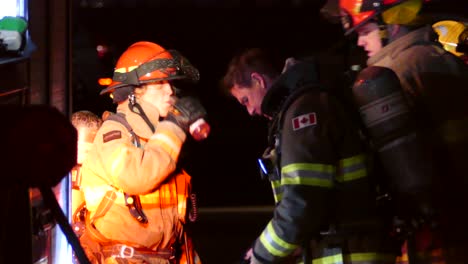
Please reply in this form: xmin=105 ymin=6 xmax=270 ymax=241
xmin=352 ymin=66 xmax=436 ymax=217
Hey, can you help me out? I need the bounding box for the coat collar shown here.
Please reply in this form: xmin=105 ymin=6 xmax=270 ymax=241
xmin=368 ymin=25 xmax=438 ymax=65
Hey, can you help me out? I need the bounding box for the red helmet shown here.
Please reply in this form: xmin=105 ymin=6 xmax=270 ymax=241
xmin=101 ymin=41 xmax=199 ymax=100
xmin=340 ymin=0 xmax=423 ymax=35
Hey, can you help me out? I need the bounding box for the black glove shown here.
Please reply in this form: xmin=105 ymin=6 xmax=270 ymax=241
xmin=165 ymin=96 xmax=207 ymax=134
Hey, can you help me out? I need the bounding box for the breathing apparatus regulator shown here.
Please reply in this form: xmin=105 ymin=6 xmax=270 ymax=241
xmin=101 ymin=41 xmax=210 ymax=141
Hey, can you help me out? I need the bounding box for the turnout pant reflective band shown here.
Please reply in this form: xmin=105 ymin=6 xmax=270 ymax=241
xmin=300 ymin=252 xmax=396 ymax=264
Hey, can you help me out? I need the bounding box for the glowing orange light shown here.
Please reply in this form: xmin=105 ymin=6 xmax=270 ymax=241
xmin=98 ymin=78 xmax=112 ymax=86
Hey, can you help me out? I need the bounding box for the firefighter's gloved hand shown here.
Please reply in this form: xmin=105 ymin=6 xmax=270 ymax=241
xmin=165 ymin=96 xmax=207 ymax=134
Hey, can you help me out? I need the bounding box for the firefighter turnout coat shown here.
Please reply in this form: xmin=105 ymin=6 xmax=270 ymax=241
xmin=80 ymin=99 xmax=191 ymax=252
xmin=367 ymin=24 xmax=468 ymax=261
xmin=251 ymin=61 xmax=397 ymax=263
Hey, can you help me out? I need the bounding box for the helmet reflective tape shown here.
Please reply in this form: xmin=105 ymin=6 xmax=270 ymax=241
xmin=112 ymin=49 xmax=199 ymax=86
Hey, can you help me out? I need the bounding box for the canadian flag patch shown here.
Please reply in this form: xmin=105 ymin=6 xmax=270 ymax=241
xmin=292 ymin=112 xmax=317 ymax=131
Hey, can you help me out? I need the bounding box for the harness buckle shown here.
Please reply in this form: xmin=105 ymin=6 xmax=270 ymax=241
xmin=115 ymin=244 xmax=134 ymax=258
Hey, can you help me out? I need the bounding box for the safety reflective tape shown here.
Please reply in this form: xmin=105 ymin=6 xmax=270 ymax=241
xmin=344 ymin=253 xmax=396 ymax=262
xmin=259 ymin=221 xmax=299 ymax=257
xmin=312 ymin=253 xmax=343 ymax=264
xmin=281 ymin=163 xmax=335 ymax=188
xmin=270 ymin=180 xmax=283 ymax=203
xmin=336 ymin=154 xmax=367 ymax=182
xmin=115 ymin=66 xmax=138 ymax=73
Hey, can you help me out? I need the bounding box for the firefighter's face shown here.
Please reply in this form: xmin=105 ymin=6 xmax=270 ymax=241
xmin=356 ymin=21 xmax=383 ymax=57
xmin=140 ymin=81 xmax=175 ymax=117
xmin=230 ymin=73 xmax=268 ymax=118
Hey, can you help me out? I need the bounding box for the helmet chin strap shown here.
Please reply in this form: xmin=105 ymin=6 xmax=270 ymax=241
xmin=128 ymin=93 xmax=155 ymax=133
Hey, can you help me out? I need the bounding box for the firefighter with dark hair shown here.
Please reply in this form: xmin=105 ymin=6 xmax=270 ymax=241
xmin=339 ymin=0 xmax=468 ymax=262
xmin=79 ymin=41 xmax=206 ymax=264
xmin=221 ymin=48 xmax=399 ymax=264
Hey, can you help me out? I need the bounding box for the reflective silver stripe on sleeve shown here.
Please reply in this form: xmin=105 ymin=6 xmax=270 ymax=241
xmin=259 ymin=221 xmax=299 ymax=257
xmin=271 ymin=180 xmax=283 ymax=203
xmin=336 ymin=154 xmax=367 ymax=182
xmin=281 ymin=163 xmax=335 ymax=188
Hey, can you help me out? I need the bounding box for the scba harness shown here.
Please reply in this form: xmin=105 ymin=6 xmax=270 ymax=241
xmin=72 ymin=112 xmax=198 ymax=264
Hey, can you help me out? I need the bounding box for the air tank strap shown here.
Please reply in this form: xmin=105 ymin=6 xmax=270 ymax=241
xmin=103 ymin=112 xmax=148 ymax=224
xmin=106 ymin=112 xmax=141 ymax=147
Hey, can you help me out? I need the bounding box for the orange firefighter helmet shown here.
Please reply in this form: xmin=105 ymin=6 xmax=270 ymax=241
xmin=101 ymin=41 xmax=199 ymax=102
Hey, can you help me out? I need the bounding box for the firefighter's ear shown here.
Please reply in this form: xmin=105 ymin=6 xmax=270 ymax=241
xmin=250 ymin=72 xmax=263 ymax=88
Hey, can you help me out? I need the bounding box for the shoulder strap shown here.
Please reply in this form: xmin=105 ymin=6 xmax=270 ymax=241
xmin=103 ymin=113 xmax=148 ymax=223
xmin=106 ymin=112 xmax=141 ymax=147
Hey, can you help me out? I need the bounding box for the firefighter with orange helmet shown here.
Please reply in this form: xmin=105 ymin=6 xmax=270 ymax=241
xmin=79 ymin=41 xmax=206 ymax=264
xmin=339 ymin=0 xmax=468 ymax=262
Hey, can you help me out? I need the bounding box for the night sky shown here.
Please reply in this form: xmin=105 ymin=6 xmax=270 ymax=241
xmin=71 ymin=2 xmax=363 ymax=207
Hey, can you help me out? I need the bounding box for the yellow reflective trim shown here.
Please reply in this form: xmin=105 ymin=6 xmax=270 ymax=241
xmin=259 ymin=221 xmax=298 ymax=257
xmin=336 ymin=168 xmax=367 ymax=182
xmin=282 ymin=163 xmax=335 ymax=174
xmin=115 ymin=66 xmax=138 ymax=73
xmin=259 ymin=232 xmax=285 ymax=257
xmin=271 ymin=180 xmax=281 ymax=188
xmin=271 ymin=180 xmax=282 ymax=203
xmin=312 ymin=253 xmax=343 ymax=264
xmin=344 ymin=253 xmax=396 ymax=262
xmin=339 ymin=154 xmax=366 ymax=167
xmin=282 ymin=177 xmax=333 ymax=188
xmin=266 ymin=222 xmax=298 ymax=250
xmin=274 ymin=193 xmax=283 ymax=203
